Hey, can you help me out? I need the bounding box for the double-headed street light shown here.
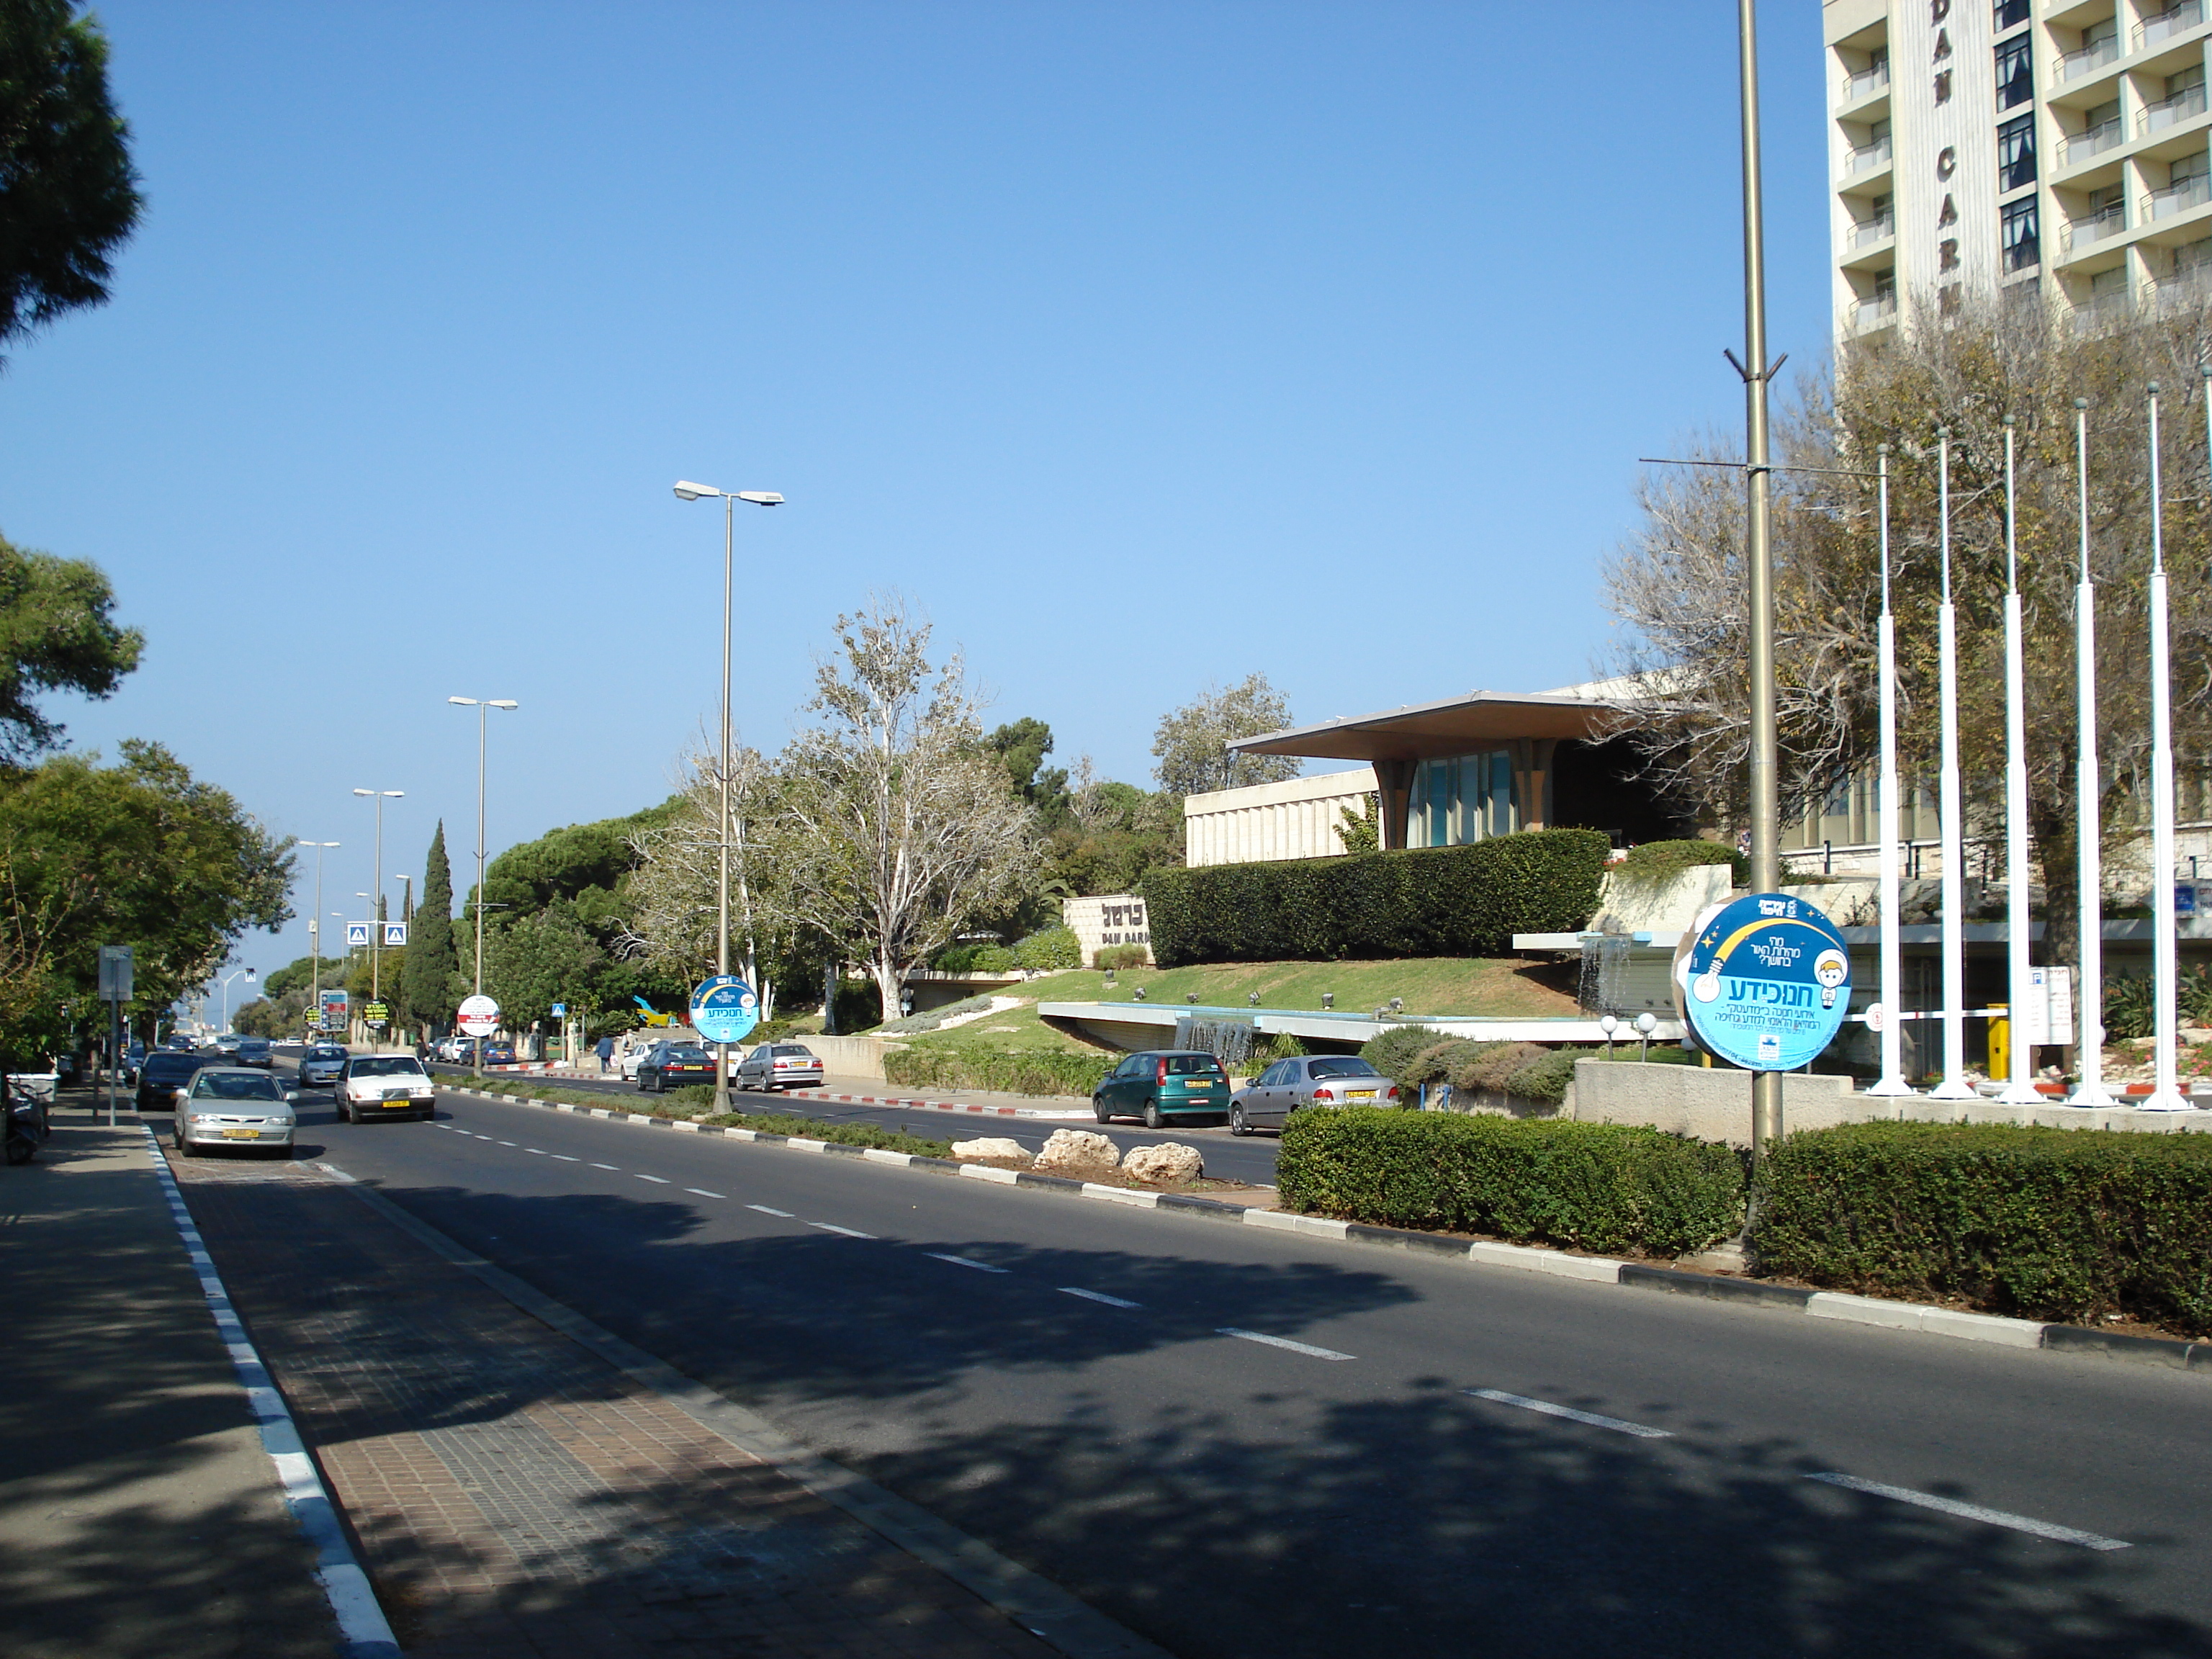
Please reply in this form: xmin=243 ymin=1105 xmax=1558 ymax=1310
xmin=353 ymin=789 xmax=404 ymax=1050
xmin=217 ymin=966 xmax=256 ymax=1035
xmin=449 ymin=697 xmax=518 ymax=1078
xmin=674 ymin=481 xmax=783 ymax=1114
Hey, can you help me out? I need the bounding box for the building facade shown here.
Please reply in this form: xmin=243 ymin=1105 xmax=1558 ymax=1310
xmin=1827 ymin=0 xmax=2212 ymax=341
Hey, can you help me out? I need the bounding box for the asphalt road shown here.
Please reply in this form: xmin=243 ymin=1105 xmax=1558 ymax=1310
xmin=252 ymin=1071 xmax=2212 ymax=1659
xmin=423 ymin=1059 xmax=1291 ymax=1186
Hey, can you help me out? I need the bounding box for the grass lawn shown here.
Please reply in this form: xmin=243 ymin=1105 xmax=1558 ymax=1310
xmin=883 ymin=957 xmax=1581 ymax=1061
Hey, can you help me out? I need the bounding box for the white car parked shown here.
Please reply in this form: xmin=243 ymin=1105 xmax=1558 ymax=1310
xmin=336 ymin=1055 xmax=437 ymax=1123
xmin=171 ymin=1066 xmax=300 ymax=1157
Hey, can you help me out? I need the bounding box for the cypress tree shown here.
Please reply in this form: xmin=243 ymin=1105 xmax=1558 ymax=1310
xmin=404 ymin=822 xmax=457 ymax=1033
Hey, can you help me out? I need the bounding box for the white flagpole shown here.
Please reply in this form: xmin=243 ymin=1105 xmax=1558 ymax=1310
xmin=1930 ymin=427 xmax=1977 ymax=1100
xmin=2070 ymin=398 xmax=2115 ymax=1107
xmin=2144 ymin=382 xmax=2188 ymax=1110
xmin=1869 ymin=443 xmax=1913 ymax=1095
xmin=1998 ymin=415 xmax=2041 ymax=1102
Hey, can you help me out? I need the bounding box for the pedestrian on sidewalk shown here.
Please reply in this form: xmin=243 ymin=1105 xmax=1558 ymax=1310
xmin=595 ymin=1034 xmax=613 ymax=1074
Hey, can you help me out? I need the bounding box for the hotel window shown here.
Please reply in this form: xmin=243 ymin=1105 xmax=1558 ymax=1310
xmin=1998 ymin=113 xmax=2036 ymax=191
xmin=1407 ymin=752 xmax=1516 ymax=849
xmin=1995 ymin=35 xmax=2033 ymax=111
xmin=2002 ymin=197 xmax=2039 ymax=271
xmin=1993 ymin=0 xmax=2029 ymax=28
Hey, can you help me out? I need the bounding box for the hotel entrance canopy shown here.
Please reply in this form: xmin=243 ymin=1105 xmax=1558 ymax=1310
xmin=1228 ymin=687 xmax=1624 ymax=851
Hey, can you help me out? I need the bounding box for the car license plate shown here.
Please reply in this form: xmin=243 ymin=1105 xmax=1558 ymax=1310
xmin=1347 ymin=1089 xmax=1377 ymax=1100
xmin=222 ymin=1128 xmax=261 ymax=1140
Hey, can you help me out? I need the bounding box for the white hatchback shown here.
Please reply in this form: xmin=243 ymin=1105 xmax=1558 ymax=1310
xmin=337 ymin=1055 xmax=437 ymax=1123
xmin=172 ymin=1067 xmax=300 ymax=1157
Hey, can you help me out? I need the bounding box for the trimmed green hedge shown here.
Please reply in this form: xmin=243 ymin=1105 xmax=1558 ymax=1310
xmin=1608 ymin=837 xmax=1745 ymax=896
xmin=1141 ymin=828 xmax=1609 ymax=966
xmin=1277 ymin=1106 xmax=1743 ymax=1257
xmin=1753 ymin=1122 xmax=2212 ymax=1334
xmin=883 ymin=1044 xmax=1116 ymax=1099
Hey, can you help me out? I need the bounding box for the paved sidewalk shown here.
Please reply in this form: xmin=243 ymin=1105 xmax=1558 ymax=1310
xmin=168 ymin=1148 xmax=1077 ymax=1658
xmin=0 ymin=1117 xmax=340 ymax=1659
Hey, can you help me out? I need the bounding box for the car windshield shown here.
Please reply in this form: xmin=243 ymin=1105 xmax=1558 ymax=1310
xmin=661 ymin=1044 xmax=708 ymax=1062
xmin=307 ymin=1048 xmax=346 ymax=1061
xmin=1308 ymin=1058 xmax=1382 ymax=1079
xmin=193 ymin=1072 xmax=283 ymax=1102
xmin=1163 ymin=1054 xmax=1223 ymax=1076
xmin=143 ymin=1056 xmax=202 ymax=1082
xmin=775 ymin=1046 xmax=815 ymax=1058
xmin=238 ymin=1040 xmax=269 ymax=1051
xmin=351 ymin=1057 xmax=425 ymax=1078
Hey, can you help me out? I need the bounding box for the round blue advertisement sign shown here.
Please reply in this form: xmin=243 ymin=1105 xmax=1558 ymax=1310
xmin=690 ymin=975 xmax=760 ymax=1046
xmin=1683 ymin=893 xmax=1853 ymax=1072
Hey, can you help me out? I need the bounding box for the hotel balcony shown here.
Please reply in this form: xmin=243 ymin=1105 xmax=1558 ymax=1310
xmin=2135 ymin=0 xmax=2207 ymax=52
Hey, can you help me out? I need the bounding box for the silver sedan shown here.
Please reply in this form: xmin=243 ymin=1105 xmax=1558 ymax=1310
xmin=1228 ymin=1055 xmax=1398 ymax=1135
xmin=736 ymin=1043 xmax=824 ymax=1092
xmin=171 ymin=1066 xmax=300 ymax=1157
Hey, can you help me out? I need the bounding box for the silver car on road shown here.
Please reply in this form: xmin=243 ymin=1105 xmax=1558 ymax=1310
xmin=736 ymin=1043 xmax=824 ymax=1092
xmin=1228 ymin=1055 xmax=1398 ymax=1135
xmin=171 ymin=1066 xmax=300 ymax=1157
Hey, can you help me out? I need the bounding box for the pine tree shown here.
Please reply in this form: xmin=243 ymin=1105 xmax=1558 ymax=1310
xmin=403 ymin=822 xmax=457 ymax=1034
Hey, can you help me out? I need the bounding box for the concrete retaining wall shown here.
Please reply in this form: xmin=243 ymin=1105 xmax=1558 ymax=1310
xmin=805 ymin=1033 xmax=906 ymax=1082
xmin=1568 ymin=1060 xmax=2212 ymax=1146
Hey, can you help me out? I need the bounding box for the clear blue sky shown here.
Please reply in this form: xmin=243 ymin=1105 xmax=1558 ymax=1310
xmin=0 ymin=1 xmax=1830 ymax=986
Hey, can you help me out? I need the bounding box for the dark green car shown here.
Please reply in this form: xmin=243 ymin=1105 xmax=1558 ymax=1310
xmin=1093 ymin=1049 xmax=1230 ymax=1128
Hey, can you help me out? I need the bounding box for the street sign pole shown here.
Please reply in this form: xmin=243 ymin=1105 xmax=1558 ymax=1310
xmin=98 ymin=945 xmax=132 ymax=1128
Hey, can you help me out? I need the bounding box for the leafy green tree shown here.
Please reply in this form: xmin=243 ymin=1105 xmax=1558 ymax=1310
xmin=0 ymin=1 xmax=143 ymax=361
xmin=986 ymin=717 xmax=1069 ymax=817
xmin=403 ymin=822 xmax=455 ymax=1031
xmin=0 ymin=740 xmax=291 ymax=1017
xmin=0 ymin=534 xmax=142 ymax=760
xmin=485 ymin=900 xmax=601 ymax=1030
xmin=1151 ymin=673 xmax=1300 ymax=798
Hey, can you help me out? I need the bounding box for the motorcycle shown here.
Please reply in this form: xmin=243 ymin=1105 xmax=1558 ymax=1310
xmin=4 ymin=1078 xmax=49 ymax=1166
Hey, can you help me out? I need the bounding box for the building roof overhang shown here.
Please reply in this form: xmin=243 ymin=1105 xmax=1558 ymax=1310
xmin=1227 ymin=688 xmax=1624 ymax=763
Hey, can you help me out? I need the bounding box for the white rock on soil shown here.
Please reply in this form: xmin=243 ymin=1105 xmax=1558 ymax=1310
xmin=1122 ymin=1142 xmax=1203 ymax=1184
xmin=1032 ymin=1128 xmax=1122 ymax=1176
xmin=949 ymin=1137 xmax=1028 ymax=1161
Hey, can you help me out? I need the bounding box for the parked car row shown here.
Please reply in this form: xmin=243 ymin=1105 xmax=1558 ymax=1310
xmin=1088 ymin=1049 xmax=1397 ymax=1135
xmin=629 ymin=1040 xmax=827 ymax=1094
xmin=432 ymin=1035 xmax=516 ymax=1065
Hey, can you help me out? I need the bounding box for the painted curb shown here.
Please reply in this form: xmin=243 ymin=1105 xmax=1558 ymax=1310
xmin=144 ymin=1128 xmax=401 ymax=1659
xmin=441 ymin=1087 xmax=2212 ymax=1374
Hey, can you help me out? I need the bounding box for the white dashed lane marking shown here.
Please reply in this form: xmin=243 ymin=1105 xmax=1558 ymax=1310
xmin=1061 ymin=1287 xmax=1143 ymax=1309
xmin=525 ymin=1148 xmax=547 ymax=1155
xmin=635 ymin=1174 xmax=671 ymax=1184
xmin=809 ymin=1222 xmax=875 ymax=1239
xmin=552 ymin=1154 xmax=578 ymax=1161
xmin=497 ymin=1141 xmax=516 ymax=1146
xmin=927 ymin=1254 xmax=1008 ymax=1273
xmin=1466 ymin=1389 xmax=1671 ymax=1439
xmin=1806 ymin=1473 xmax=2131 ymax=1550
xmin=590 ymin=1163 xmax=618 ymax=1171
xmin=747 ymin=1205 xmax=793 ymax=1218
xmin=685 ymin=1188 xmax=725 ymax=1199
xmin=1219 ymin=1328 xmax=1356 ymax=1362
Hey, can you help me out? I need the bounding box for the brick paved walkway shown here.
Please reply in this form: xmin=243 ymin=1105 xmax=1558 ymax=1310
xmin=169 ymin=1152 xmax=1066 ymax=1659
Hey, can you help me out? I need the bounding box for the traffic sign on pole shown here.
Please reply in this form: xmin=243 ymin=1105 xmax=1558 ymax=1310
xmin=457 ymin=994 xmax=500 ymax=1038
xmin=690 ymin=976 xmax=760 ymax=1046
xmin=346 ymin=922 xmax=372 ymax=948
xmin=1683 ymin=894 xmax=1852 ymax=1073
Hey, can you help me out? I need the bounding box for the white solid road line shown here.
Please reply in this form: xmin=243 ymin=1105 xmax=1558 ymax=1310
xmin=685 ymin=1187 xmax=725 ymax=1199
xmin=809 ymin=1222 xmax=876 ymax=1238
xmin=1219 ymin=1327 xmax=1356 ymax=1362
xmin=1466 ymin=1388 xmax=1672 ymax=1439
xmin=747 ymin=1204 xmax=793 ymax=1217
xmin=927 ymin=1253 xmax=1009 ymax=1273
xmin=1805 ymin=1473 xmax=2131 ymax=1550
xmin=1061 ymin=1287 xmax=1143 ymax=1309
xmin=635 ymin=1174 xmax=671 ymax=1184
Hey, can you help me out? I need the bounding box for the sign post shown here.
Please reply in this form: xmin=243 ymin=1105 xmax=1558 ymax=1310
xmin=457 ymin=994 xmax=500 ymax=1077
xmin=97 ymin=945 xmax=132 ymax=1127
xmin=691 ymin=976 xmax=760 ymax=1110
xmin=1682 ymin=894 xmax=1853 ymax=1080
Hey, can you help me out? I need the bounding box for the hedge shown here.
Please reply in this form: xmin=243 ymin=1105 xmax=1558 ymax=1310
xmin=1277 ymin=1106 xmax=1743 ymax=1257
xmin=1752 ymin=1122 xmax=2212 ymax=1334
xmin=1141 ymin=828 xmax=1610 ymax=966
xmin=883 ymin=1044 xmax=1116 ymax=1098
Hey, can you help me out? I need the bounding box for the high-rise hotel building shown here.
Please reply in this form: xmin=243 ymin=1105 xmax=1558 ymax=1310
xmin=1825 ymin=0 xmax=2212 ymax=339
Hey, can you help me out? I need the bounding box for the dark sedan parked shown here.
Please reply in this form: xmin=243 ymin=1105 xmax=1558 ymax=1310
xmin=1228 ymin=1054 xmax=1398 ymax=1135
xmin=636 ymin=1040 xmax=714 ymax=1092
xmin=1092 ymin=1049 xmax=1230 ymax=1128
xmin=235 ymin=1038 xmax=274 ymax=1069
xmin=135 ymin=1050 xmax=208 ymax=1112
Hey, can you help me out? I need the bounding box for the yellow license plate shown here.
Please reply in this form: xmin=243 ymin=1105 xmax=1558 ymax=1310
xmin=1347 ymin=1089 xmax=1377 ymax=1100
xmin=221 ymin=1128 xmax=261 ymax=1139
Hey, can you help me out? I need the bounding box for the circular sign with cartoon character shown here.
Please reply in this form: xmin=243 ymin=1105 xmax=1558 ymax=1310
xmin=1683 ymin=893 xmax=1853 ymax=1072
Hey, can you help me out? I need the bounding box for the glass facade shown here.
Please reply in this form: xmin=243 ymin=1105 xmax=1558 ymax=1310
xmin=1407 ymin=752 xmax=1516 ymax=848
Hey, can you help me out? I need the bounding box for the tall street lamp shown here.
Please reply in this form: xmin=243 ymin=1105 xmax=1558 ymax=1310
xmin=449 ymin=697 xmax=518 ymax=1079
xmin=217 ymin=967 xmax=256 ymax=1035
xmin=675 ymin=480 xmax=783 ymax=1113
xmin=301 ymin=841 xmax=341 ymax=1040
xmin=353 ymin=788 xmax=404 ymax=1051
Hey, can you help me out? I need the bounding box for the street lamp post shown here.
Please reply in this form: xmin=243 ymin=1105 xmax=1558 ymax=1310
xmin=302 ymin=842 xmax=340 ymax=1040
xmin=353 ymin=789 xmax=403 ymax=1051
xmin=449 ymin=698 xmax=518 ymax=1079
xmin=217 ymin=967 xmax=256 ymax=1035
xmin=674 ymin=480 xmax=783 ymax=1113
